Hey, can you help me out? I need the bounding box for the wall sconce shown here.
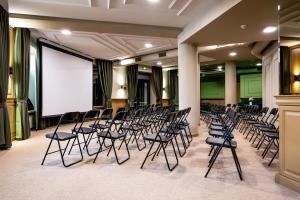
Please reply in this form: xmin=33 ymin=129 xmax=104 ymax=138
xmin=120 ymin=85 xmax=127 ymax=90
xmin=163 ymin=87 xmax=166 ymax=91
xmin=9 ymin=67 xmax=13 ymax=75
xmin=294 ymin=75 xmax=300 ymax=82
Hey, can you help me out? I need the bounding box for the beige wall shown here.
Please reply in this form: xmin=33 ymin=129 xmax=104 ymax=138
xmin=162 ymin=70 xmax=169 ymax=100
xmin=112 ymin=66 xmax=128 ymax=99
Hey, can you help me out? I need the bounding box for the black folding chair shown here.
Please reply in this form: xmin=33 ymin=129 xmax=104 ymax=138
xmin=41 ymin=112 xmax=83 ymax=167
xmin=69 ymin=110 xmax=100 ymax=156
xmin=93 ymin=111 xmax=130 ymax=165
xmin=205 ymin=112 xmax=242 ymax=180
xmin=141 ymin=112 xmax=179 ymax=171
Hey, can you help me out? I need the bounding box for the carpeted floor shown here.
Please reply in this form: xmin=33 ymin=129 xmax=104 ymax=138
xmin=0 ymin=121 xmax=299 ymax=200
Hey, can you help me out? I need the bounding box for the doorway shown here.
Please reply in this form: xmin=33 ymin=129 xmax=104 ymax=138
xmin=136 ymin=73 xmax=150 ymax=106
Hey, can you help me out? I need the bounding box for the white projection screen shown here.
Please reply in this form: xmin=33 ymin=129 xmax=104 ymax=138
xmin=42 ymin=45 xmax=93 ymax=116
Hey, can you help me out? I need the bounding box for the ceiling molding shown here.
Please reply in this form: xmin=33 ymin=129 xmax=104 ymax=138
xmin=9 ymin=13 xmax=182 ymax=38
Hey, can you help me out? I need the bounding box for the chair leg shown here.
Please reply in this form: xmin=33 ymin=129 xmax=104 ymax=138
xmin=230 ymin=147 xmax=243 ymax=180
xmin=174 ymin=134 xmax=186 ymax=157
xmin=93 ymin=138 xmax=106 ymax=163
xmin=162 ymin=140 xmax=178 ymax=171
xmin=141 ymin=141 xmax=155 ymax=169
xmin=112 ymin=138 xmax=130 ymax=165
xmin=268 ymin=148 xmax=279 ymax=167
xmin=262 ymin=138 xmax=274 ymax=158
xmin=205 ymin=146 xmax=223 ymax=178
xmin=57 ymin=137 xmax=83 ymax=167
xmin=41 ymin=138 xmax=54 ymax=165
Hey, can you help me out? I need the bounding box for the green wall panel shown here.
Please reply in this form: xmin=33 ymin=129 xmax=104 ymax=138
xmin=201 ymin=81 xmax=224 ymax=99
xmin=240 ymin=73 xmax=262 ymax=98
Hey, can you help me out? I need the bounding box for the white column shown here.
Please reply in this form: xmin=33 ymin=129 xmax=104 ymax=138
xmin=178 ymin=43 xmax=200 ymax=133
xmin=225 ymin=61 xmax=237 ymax=105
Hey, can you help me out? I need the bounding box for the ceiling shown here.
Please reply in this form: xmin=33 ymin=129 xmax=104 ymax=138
xmin=36 ymin=30 xmax=177 ymax=60
xmin=279 ymin=0 xmax=300 ymax=38
xmin=9 ymin=0 xmax=216 ymax=28
xmin=8 ymin=0 xmax=278 ymax=67
xmin=186 ymin=0 xmax=278 ymax=46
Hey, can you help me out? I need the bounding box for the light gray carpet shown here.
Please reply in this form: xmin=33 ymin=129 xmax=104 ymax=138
xmin=0 ymin=121 xmax=299 ymax=200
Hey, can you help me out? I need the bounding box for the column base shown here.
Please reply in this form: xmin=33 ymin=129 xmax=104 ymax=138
xmin=275 ymin=173 xmax=300 ymax=193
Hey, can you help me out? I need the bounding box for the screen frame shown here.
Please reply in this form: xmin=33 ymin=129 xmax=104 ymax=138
xmin=37 ymin=39 xmax=94 ymax=118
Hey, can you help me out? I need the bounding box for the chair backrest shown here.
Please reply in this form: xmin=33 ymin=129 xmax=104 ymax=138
xmin=101 ymin=108 xmax=113 ymax=119
xmin=55 ymin=112 xmax=81 ymax=133
xmin=113 ymin=111 xmax=127 ymax=121
xmin=80 ymin=110 xmax=100 ymax=129
xmin=116 ymin=107 xmax=126 ymax=114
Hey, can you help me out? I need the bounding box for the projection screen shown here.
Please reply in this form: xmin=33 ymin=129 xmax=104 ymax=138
xmin=42 ymin=45 xmax=93 ymax=116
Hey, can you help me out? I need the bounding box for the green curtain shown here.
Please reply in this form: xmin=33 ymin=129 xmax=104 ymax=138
xmin=96 ymin=59 xmax=113 ymax=108
xmin=0 ymin=6 xmax=11 ymax=148
xmin=152 ymin=66 xmax=163 ymax=104
xmin=14 ymin=28 xmax=31 ymax=140
xmin=280 ymin=46 xmax=291 ymax=94
xmin=127 ymin=64 xmax=138 ymax=107
xmin=168 ymin=69 xmax=178 ymax=104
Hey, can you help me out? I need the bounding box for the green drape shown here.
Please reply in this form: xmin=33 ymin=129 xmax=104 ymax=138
xmin=280 ymin=46 xmax=291 ymax=94
xmin=0 ymin=6 xmax=11 ymax=148
xmin=168 ymin=69 xmax=178 ymax=104
xmin=14 ymin=28 xmax=31 ymax=140
xmin=127 ymin=64 xmax=138 ymax=107
xmin=152 ymin=66 xmax=163 ymax=104
xmin=96 ymin=59 xmax=113 ymax=108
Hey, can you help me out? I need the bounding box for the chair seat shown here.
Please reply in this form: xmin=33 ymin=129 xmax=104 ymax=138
xmin=144 ymin=133 xmax=172 ymax=142
xmin=121 ymin=124 xmax=142 ymax=131
xmin=45 ymin=132 xmax=77 ymax=141
xmin=205 ymin=137 xmax=237 ymax=148
xmin=90 ymin=123 xmax=110 ymax=129
xmin=210 ymin=125 xmax=224 ymax=131
xmin=259 ymin=127 xmax=277 ymax=133
xmin=264 ymin=131 xmax=279 ymax=138
xmin=74 ymin=127 xmax=97 ymax=134
xmin=209 ymin=130 xmax=234 ymax=138
xmin=97 ymin=131 xmax=126 ymax=139
xmin=211 ymin=121 xmax=222 ymax=126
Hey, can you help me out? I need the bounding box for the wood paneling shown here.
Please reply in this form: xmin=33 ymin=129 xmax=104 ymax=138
xmin=275 ymin=95 xmax=300 ymax=193
xmin=201 ymin=99 xmax=225 ymax=105
xmin=7 ymin=98 xmax=16 ymax=141
xmin=112 ymin=99 xmax=127 ymax=116
xmin=162 ymin=99 xmax=170 ymax=106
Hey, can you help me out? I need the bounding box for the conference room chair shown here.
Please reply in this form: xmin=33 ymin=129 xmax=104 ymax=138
xmin=120 ymin=109 xmax=147 ymax=151
xmin=205 ymin=112 xmax=243 ymax=180
xmin=41 ymin=112 xmax=83 ymax=167
xmin=93 ymin=111 xmax=130 ymax=165
xmin=69 ymin=110 xmax=100 ymax=156
xmin=141 ymin=112 xmax=179 ymax=171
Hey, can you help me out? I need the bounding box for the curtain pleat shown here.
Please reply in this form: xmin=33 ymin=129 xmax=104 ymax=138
xmin=96 ymin=59 xmax=113 ymax=108
xmin=280 ymin=46 xmax=291 ymax=94
xmin=127 ymin=64 xmax=138 ymax=107
xmin=14 ymin=28 xmax=31 ymax=140
xmin=168 ymin=69 xmax=178 ymax=104
xmin=0 ymin=6 xmax=11 ymax=148
xmin=152 ymin=66 xmax=163 ymax=104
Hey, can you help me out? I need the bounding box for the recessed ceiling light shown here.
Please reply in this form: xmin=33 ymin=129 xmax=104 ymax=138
xmin=240 ymin=25 xmax=247 ymax=30
xmin=144 ymin=43 xmax=153 ymax=48
xmin=148 ymin=0 xmax=159 ymax=3
xmin=263 ymin=26 xmax=277 ymax=33
xmin=61 ymin=29 xmax=72 ymax=35
xmin=256 ymin=63 xmax=262 ymax=66
xmin=229 ymin=52 xmax=237 ymax=57
xmin=157 ymin=61 xmax=162 ymax=65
